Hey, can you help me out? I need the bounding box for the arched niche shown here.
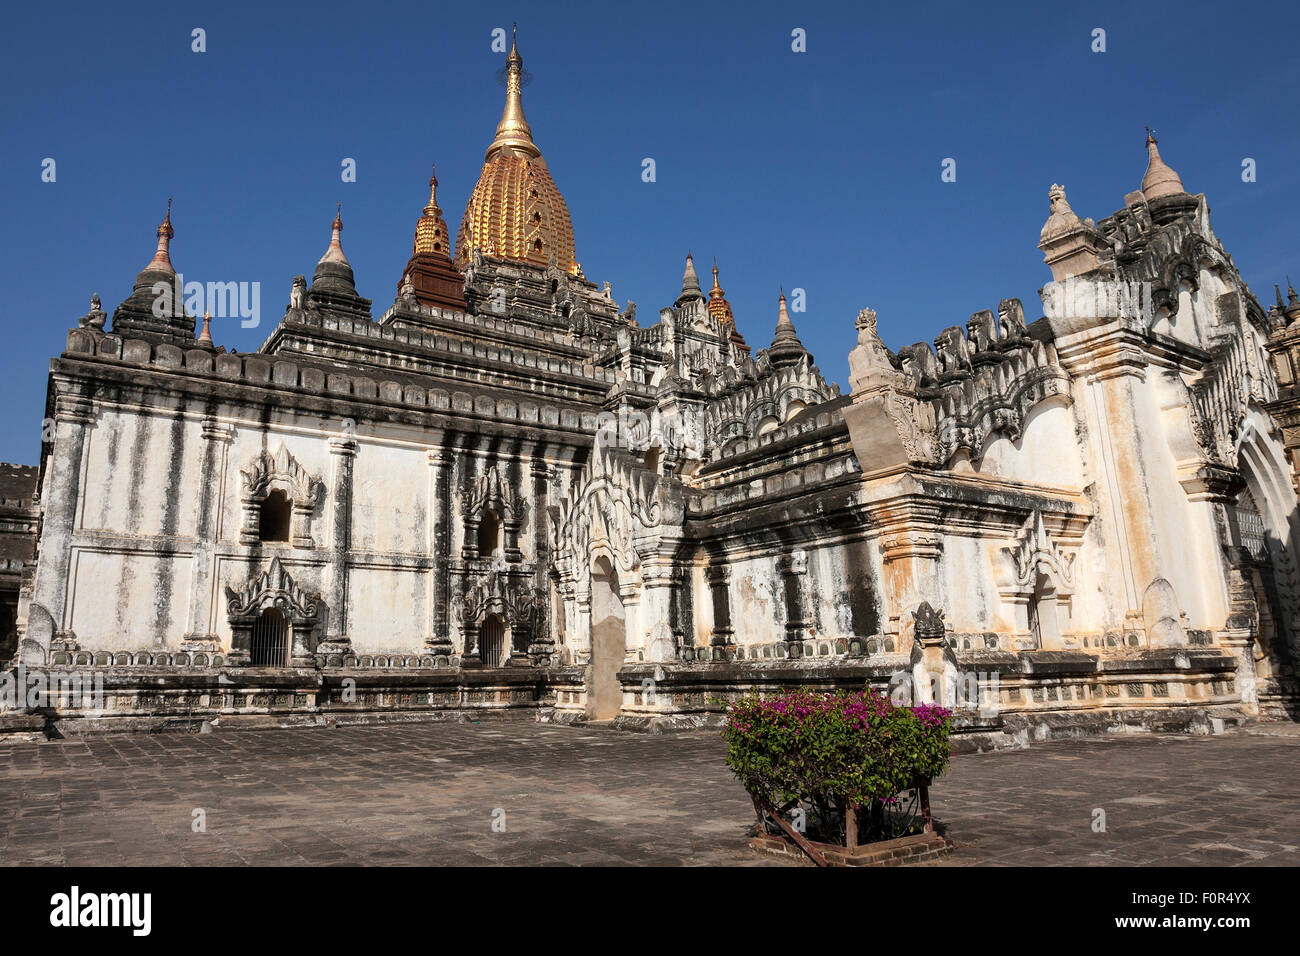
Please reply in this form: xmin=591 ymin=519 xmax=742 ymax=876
xmin=589 ymin=555 xmax=626 ymax=719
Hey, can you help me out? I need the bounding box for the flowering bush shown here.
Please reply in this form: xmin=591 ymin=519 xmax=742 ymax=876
xmin=722 ymin=688 xmax=952 ymax=845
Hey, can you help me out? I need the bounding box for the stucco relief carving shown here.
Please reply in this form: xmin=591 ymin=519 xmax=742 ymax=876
xmin=238 ymin=443 xmax=324 ymax=547
xmin=225 ymin=557 xmax=319 ymax=622
xmin=1001 ymin=511 xmax=1076 ymax=595
xmin=224 ymin=557 xmax=320 ymax=667
xmin=554 ymin=443 xmax=681 ymax=598
xmin=995 ymin=511 xmax=1079 ymax=648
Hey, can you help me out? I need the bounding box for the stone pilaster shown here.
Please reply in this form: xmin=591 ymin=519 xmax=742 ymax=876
xmin=1052 ymin=313 xmax=1159 ymax=636
xmin=23 ymin=394 xmax=96 ymax=663
xmin=779 ymin=549 xmax=810 ymax=651
xmin=182 ymin=417 xmax=234 ymax=651
xmin=875 ymin=505 xmax=945 ymax=640
xmin=1220 ymin=544 xmax=1262 ymax=716
xmin=639 ymin=556 xmax=678 ymax=662
xmin=316 ymin=436 xmax=356 ymax=657
xmin=426 ymin=449 xmax=456 ymax=658
xmin=704 ymin=563 xmax=735 ymax=658
xmin=527 ymin=457 xmax=556 ymax=664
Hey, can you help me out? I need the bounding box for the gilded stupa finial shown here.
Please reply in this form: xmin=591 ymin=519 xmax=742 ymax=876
xmin=426 ymin=164 xmax=441 ymax=214
xmin=413 ymin=164 xmax=452 ymax=257
xmin=487 ymin=22 xmax=539 ymax=160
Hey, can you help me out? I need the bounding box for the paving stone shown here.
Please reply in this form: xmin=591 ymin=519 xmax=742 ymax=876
xmin=0 ymin=724 xmax=1296 ymax=866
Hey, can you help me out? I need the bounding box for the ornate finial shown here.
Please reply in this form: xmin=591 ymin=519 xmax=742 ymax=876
xmin=487 ymin=22 xmax=538 ymax=159
xmin=856 ymin=307 xmax=877 ymax=333
xmin=1285 ymin=277 xmax=1300 ymax=323
xmin=197 ymin=310 xmax=213 ymax=345
xmin=1040 ymin=183 xmax=1087 ymax=244
xmin=709 ymin=259 xmax=724 ymax=297
xmin=678 ymin=252 xmax=703 ymax=302
xmin=146 ymin=198 xmax=176 ymax=272
xmin=776 ymin=288 xmax=793 ymax=328
xmin=318 ymin=205 xmax=349 ymax=266
xmin=423 ymin=165 xmax=442 ymax=216
xmin=1142 ymin=127 xmax=1184 ymax=199
xmin=768 ymin=285 xmax=809 ymax=366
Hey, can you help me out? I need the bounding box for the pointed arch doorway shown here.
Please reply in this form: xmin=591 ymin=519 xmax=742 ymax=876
xmin=589 ymin=555 xmax=625 ymax=720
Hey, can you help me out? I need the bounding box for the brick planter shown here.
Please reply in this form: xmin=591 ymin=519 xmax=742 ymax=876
xmin=750 ymin=829 xmax=953 ymax=866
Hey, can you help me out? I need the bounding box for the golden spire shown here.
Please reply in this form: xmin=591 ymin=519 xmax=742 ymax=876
xmin=487 ymin=23 xmax=539 ymax=160
xmin=706 ymin=259 xmax=749 ymax=354
xmin=146 ymin=197 xmax=175 ymax=273
xmin=413 ymin=165 xmax=451 ymax=256
xmin=1141 ymin=127 xmax=1185 ymax=200
xmin=455 ymin=24 xmax=578 ymax=275
xmin=706 ymin=258 xmax=730 ymax=317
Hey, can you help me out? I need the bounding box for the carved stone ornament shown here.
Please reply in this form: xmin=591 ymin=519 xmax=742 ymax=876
xmin=1002 ymin=510 xmax=1076 ymax=594
xmin=225 ymin=557 xmax=320 ymax=623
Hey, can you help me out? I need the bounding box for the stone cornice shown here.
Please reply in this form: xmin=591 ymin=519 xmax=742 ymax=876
xmin=52 ymin=333 xmax=604 ymax=442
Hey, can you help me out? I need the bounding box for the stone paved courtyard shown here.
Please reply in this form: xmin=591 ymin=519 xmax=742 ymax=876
xmin=0 ymin=721 xmax=1297 ymax=866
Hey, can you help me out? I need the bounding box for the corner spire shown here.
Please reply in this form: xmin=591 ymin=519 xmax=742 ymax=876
xmin=319 ymin=202 xmax=349 ymax=267
xmin=398 ymin=162 xmax=466 ymax=313
xmin=675 ymin=252 xmax=704 ymax=307
xmin=145 ymin=197 xmax=175 ymax=274
xmin=1141 ymin=127 xmax=1186 ymax=200
xmin=487 ymin=22 xmax=539 ymax=160
xmin=705 ymin=259 xmax=749 ymax=354
xmin=109 ymin=197 xmax=195 ymax=346
xmin=769 ymin=288 xmax=810 ymax=367
xmin=412 ymin=165 xmax=452 ymax=257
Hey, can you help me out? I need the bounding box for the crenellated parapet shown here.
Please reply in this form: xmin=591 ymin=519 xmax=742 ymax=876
xmin=59 ymin=328 xmax=606 ymax=434
xmin=702 ymin=360 xmax=838 ymax=458
xmin=846 ymin=302 xmax=1070 ymax=470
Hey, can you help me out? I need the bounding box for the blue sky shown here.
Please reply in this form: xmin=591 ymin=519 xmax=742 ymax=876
xmin=1 ymin=0 xmax=1296 ymax=465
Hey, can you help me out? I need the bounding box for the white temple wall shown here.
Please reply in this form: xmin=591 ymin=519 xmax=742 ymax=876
xmin=938 ymin=535 xmax=1006 ymax=633
xmin=726 ymin=553 xmax=784 ymax=645
xmin=977 ymin=397 xmax=1082 ymax=487
xmin=350 ymin=440 xmax=431 ymax=554
xmin=346 ymin=566 xmax=429 ymax=653
xmin=78 ymin=406 xmax=205 ymax=537
xmin=804 ymin=539 xmax=881 ymax=639
xmin=67 ymin=550 xmax=193 ymax=650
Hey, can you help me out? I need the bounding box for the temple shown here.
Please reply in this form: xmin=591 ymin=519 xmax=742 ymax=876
xmin=3 ymin=37 xmax=1297 ymax=743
